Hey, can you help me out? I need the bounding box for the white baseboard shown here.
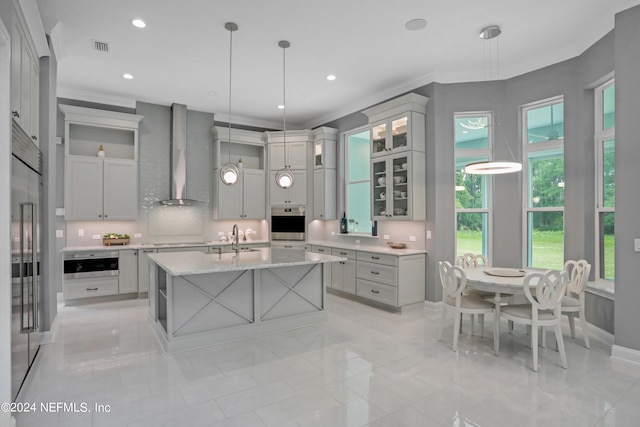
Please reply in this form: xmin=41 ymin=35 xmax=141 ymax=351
xmin=423 ymin=300 xmax=442 ymax=311
xmin=612 ymin=345 xmax=640 ymax=365
xmin=40 ymin=315 xmax=59 ymax=345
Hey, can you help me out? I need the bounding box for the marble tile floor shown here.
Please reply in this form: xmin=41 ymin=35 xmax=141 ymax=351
xmin=14 ymin=294 xmax=640 ymax=427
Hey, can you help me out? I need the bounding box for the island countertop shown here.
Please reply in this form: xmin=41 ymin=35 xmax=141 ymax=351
xmin=147 ymin=247 xmax=344 ymax=276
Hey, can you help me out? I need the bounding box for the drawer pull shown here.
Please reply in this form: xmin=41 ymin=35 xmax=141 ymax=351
xmin=371 ymin=256 xmax=380 ymax=260
xmin=86 ymin=287 xmax=99 ymax=291
xmin=284 ymin=245 xmax=292 ymax=248
xmin=371 ymin=289 xmax=380 ymax=294
xmin=371 ymin=271 xmax=379 ymax=275
xmin=340 ymin=252 xmax=347 ymax=255
xmin=318 ymin=249 xmax=325 ymax=252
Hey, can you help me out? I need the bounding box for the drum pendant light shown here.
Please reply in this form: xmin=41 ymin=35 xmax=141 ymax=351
xmin=275 ymin=40 xmax=295 ymax=189
xmin=465 ymin=26 xmax=522 ymax=175
xmin=220 ymin=22 xmax=240 ymax=186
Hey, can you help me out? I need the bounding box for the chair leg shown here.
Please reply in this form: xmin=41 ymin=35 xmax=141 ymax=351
xmin=579 ymin=307 xmax=591 ymax=349
xmin=494 ymin=310 xmax=500 ymax=356
xmin=459 ymin=314 xmax=463 ymax=334
xmin=471 ymin=314 xmax=475 ymax=336
xmin=531 ymin=324 xmax=539 ymax=372
xmin=480 ymin=314 xmax=485 ymax=338
xmin=568 ymin=313 xmax=576 ymax=338
xmin=541 ymin=326 xmax=546 ymax=348
xmin=439 ymin=302 xmax=447 ymax=342
xmin=453 ymin=310 xmax=461 ymax=352
xmin=555 ymin=323 xmax=568 ymax=369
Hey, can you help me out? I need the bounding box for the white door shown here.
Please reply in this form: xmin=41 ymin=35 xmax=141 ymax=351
xmin=65 ymin=157 xmax=103 ymax=220
xmin=103 ymin=159 xmax=138 ymax=220
xmin=118 ymin=250 xmax=138 ymax=294
xmin=287 ymin=170 xmax=307 ymax=205
xmin=269 ymin=143 xmax=286 ymax=170
xmin=216 ymin=173 xmax=243 ymax=219
xmin=242 ymin=169 xmax=266 ymax=219
xmin=286 ymin=141 xmax=308 ymax=169
xmin=269 ymin=171 xmax=289 ymax=205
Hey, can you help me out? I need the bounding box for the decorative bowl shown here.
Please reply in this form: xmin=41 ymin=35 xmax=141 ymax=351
xmin=387 ymin=242 xmax=406 ymax=249
xmin=401 ymin=163 xmax=407 ymax=170
xmin=393 ymin=208 xmax=406 ymax=215
xmin=378 ymin=177 xmax=386 ymax=186
xmin=393 ymin=176 xmax=406 ymax=184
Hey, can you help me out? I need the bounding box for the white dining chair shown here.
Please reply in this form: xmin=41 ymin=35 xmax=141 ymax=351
xmin=499 ymin=270 xmax=569 ymax=372
xmin=438 ymin=261 xmax=495 ymax=352
xmin=542 ymin=260 xmax=592 ymax=349
xmin=456 ymin=253 xmax=494 ymax=299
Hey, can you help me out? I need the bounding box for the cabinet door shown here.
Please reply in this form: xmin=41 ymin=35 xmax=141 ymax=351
xmin=10 ymin=20 xmax=23 ymax=124
xmin=118 ymin=250 xmax=138 ymax=294
xmin=371 ymin=157 xmax=391 ymax=219
xmin=287 ymin=141 xmax=308 ymax=169
xmin=287 ymin=170 xmax=307 ymax=205
xmin=389 ymin=153 xmax=409 ymax=219
xmin=269 ymin=171 xmax=289 ymax=205
xmin=313 ymin=169 xmax=336 ymax=220
xmin=370 ymin=120 xmax=387 ymax=157
xmin=65 ymin=157 xmax=103 ymax=220
xmin=389 ymin=115 xmax=409 ymax=153
xmin=29 ymin=57 xmax=39 ymax=145
xmin=243 ymin=169 xmax=266 ymax=219
xmin=269 ymin=143 xmax=286 ymax=170
xmin=103 ymin=160 xmax=138 ymax=220
xmin=331 ymin=261 xmax=343 ymax=290
xmin=137 ymin=249 xmax=157 ymax=293
xmin=216 ymin=172 xmax=243 ymax=219
xmin=343 ymin=259 xmax=356 ymax=294
xmin=20 ymin=42 xmax=32 ymax=134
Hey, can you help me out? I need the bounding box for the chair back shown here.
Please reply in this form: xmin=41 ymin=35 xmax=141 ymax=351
xmin=564 ymin=259 xmax=591 ymax=296
xmin=438 ymin=261 xmax=467 ymax=300
xmin=455 ymin=253 xmax=488 ymax=269
xmin=523 ymin=270 xmax=569 ymax=311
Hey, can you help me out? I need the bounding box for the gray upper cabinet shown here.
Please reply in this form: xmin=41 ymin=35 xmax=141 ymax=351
xmin=265 ymin=130 xmax=312 ymax=207
xmin=312 ymin=127 xmax=337 ymax=219
xmin=60 ymin=105 xmax=143 ymax=221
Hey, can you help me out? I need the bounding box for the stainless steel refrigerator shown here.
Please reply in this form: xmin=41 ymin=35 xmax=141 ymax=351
xmin=11 ymin=121 xmax=42 ymax=400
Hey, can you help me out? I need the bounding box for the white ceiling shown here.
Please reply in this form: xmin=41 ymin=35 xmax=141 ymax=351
xmin=36 ymin=0 xmax=640 ymax=129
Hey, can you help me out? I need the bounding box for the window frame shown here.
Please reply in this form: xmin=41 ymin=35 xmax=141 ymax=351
xmin=522 ymin=96 xmax=565 ymax=269
xmin=343 ymin=125 xmax=372 ymax=236
xmin=454 ymin=111 xmax=493 ymax=259
xmin=594 ymin=78 xmax=615 ymax=281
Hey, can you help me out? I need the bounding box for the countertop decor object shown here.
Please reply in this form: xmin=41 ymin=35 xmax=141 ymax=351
xmin=387 ymin=242 xmax=406 ymax=249
xmin=103 ymin=233 xmax=130 ymax=245
xmin=483 ymin=267 xmax=526 ymax=277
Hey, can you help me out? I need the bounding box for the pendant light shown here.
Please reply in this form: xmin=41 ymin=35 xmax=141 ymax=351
xmin=465 ymin=25 xmax=522 ymax=175
xmin=220 ymin=22 xmax=240 ymax=186
xmin=275 ymin=40 xmax=295 ymax=189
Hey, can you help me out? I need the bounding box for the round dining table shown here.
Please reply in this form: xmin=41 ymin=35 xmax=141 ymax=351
xmin=464 ymin=267 xmax=533 ymax=355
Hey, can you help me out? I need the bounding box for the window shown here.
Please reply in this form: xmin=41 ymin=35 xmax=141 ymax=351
xmin=595 ymin=79 xmax=615 ymax=280
xmin=454 ymin=113 xmax=491 ymax=258
xmin=345 ymin=128 xmax=371 ymax=233
xmin=523 ymin=99 xmax=565 ymax=270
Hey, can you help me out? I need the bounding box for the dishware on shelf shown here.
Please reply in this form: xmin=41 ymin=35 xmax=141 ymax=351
xmin=379 ymin=210 xmax=386 ymax=216
xmin=393 ymin=190 xmax=401 ymax=197
xmin=378 ymin=177 xmax=386 ymax=186
xmin=387 ymin=242 xmax=406 ymax=249
xmin=393 ymin=208 xmax=406 ymax=215
xmin=379 ymin=192 xmax=386 ymax=200
xmin=401 ymin=163 xmax=407 ymax=170
xmin=393 ymin=176 xmax=406 ymax=184
xmin=400 ymin=191 xmax=407 ymax=198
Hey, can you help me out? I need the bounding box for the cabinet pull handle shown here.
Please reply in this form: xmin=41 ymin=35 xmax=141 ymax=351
xmin=371 ymin=289 xmax=380 ymax=294
xmin=104 ymin=214 xmax=108 ymax=218
xmin=31 ymin=135 xmax=37 ymax=141
xmin=371 ymin=271 xmax=379 ymax=275
xmin=12 ymin=110 xmax=20 ymax=118
xmin=371 ymin=256 xmax=380 ymax=260
xmin=98 ymin=214 xmax=102 ymax=218
xmin=284 ymin=245 xmax=292 ymax=248
xmin=340 ymin=252 xmax=347 ymax=255
xmin=86 ymin=288 xmax=99 ymax=291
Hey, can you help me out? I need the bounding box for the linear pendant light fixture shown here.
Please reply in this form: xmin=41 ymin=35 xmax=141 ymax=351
xmin=220 ymin=22 xmax=240 ymax=186
xmin=465 ymin=25 xmax=522 ymax=175
xmin=275 ymin=40 xmax=295 ymax=189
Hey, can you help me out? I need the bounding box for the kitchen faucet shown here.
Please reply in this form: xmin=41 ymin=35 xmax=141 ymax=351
xmin=232 ymin=224 xmax=239 ymax=254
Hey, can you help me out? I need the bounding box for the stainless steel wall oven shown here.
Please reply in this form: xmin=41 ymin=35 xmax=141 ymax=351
xmin=271 ymin=207 xmax=306 ymax=241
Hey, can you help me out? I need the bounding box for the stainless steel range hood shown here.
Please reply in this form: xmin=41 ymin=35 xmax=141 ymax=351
xmin=159 ymin=103 xmax=202 ymax=206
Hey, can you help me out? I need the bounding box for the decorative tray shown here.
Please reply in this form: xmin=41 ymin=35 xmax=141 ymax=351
xmin=483 ymin=268 xmax=526 ymax=277
xmin=103 ymin=238 xmax=130 ymax=246
xmin=387 ymin=242 xmax=406 ymax=249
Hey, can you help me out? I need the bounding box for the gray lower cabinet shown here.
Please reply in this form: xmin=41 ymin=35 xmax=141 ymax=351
xmin=138 ymin=248 xmax=157 ymax=293
xmin=331 ymin=248 xmax=356 ymax=293
xmin=119 ymin=249 xmax=138 ymax=294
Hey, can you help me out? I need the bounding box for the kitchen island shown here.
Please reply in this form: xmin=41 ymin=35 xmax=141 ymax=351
xmin=147 ymin=248 xmax=344 ymax=352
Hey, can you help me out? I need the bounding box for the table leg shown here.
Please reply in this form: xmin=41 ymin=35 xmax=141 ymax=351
xmin=494 ymin=292 xmax=501 ymax=356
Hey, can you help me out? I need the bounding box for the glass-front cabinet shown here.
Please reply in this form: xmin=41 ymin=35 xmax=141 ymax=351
xmin=371 ymin=115 xmax=410 ymax=157
xmin=372 ymin=153 xmax=416 ymax=220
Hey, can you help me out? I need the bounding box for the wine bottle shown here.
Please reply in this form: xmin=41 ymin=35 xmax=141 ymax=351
xmin=340 ymin=212 xmax=348 ymax=234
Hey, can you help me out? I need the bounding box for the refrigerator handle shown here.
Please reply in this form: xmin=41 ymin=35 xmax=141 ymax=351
xmin=19 ymin=203 xmax=25 ymax=332
xmin=20 ymin=202 xmax=36 ymax=333
xmin=31 ymin=202 xmax=38 ymax=331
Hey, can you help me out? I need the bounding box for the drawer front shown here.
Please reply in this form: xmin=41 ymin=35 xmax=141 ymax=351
xmin=357 ymin=261 xmax=397 ymax=286
xmin=311 ymin=245 xmax=331 ymax=254
xmin=64 ymin=277 xmax=119 ymax=300
xmin=356 ymin=251 xmax=397 ymax=266
xmin=357 ymin=279 xmax=397 ymax=306
xmin=331 ymin=247 xmax=356 ymax=260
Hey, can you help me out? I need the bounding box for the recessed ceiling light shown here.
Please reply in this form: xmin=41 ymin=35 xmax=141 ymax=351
xmin=122 ymin=73 xmax=134 ymax=80
xmin=326 ymin=74 xmax=336 ymax=81
xmin=405 ymin=18 xmax=427 ymax=31
xmin=132 ymin=19 xmax=146 ymax=28
xmin=277 ymin=105 xmax=285 ymax=109
xmin=208 ymin=91 xmax=217 ymax=96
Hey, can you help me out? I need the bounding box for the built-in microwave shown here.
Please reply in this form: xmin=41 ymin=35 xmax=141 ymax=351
xmin=271 ymin=207 xmax=306 ymax=241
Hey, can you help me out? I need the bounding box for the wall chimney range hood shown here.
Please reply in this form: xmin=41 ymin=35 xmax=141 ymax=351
xmin=159 ymin=103 xmax=202 ymax=206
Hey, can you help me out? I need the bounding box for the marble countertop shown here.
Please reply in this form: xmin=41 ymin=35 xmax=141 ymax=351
xmin=148 ymin=248 xmax=345 ymax=276
xmin=62 ymin=240 xmax=270 ymax=253
xmin=307 ymin=240 xmax=427 ymax=256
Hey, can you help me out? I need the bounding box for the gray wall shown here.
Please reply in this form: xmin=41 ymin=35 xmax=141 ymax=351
xmin=613 ymin=5 xmax=640 ymax=351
